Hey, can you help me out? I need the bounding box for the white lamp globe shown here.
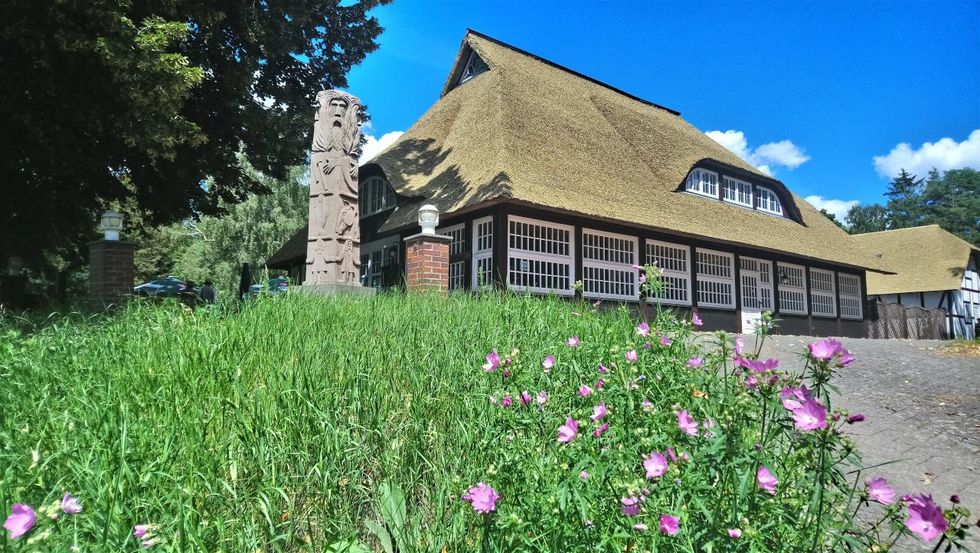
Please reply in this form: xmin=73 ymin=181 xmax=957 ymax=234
xmin=100 ymin=210 xmax=124 ymax=241
xmin=418 ymin=204 xmax=439 ymax=235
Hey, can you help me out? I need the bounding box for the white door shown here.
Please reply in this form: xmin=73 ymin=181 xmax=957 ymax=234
xmin=740 ymin=257 xmax=774 ymax=334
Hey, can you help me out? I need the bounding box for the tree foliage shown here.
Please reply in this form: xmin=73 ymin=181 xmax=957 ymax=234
xmin=818 ymin=209 xmax=846 ymax=230
xmin=0 ymin=0 xmax=385 ymax=272
xmin=847 ymin=168 xmax=980 ymax=246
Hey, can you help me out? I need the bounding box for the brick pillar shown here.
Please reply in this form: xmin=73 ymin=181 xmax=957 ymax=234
xmin=89 ymin=240 xmax=135 ymax=309
xmin=403 ymin=233 xmax=451 ymax=293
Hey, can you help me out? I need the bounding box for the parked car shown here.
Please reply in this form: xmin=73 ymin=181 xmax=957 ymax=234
xmin=133 ymin=276 xmax=197 ymax=298
xmin=247 ymin=277 xmax=289 ymax=296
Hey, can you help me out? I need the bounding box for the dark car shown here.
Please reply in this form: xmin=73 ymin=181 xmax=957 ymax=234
xmin=133 ymin=276 xmax=195 ymax=298
xmin=247 ymin=277 xmax=289 ymax=296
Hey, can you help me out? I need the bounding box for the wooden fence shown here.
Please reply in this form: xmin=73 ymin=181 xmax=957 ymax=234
xmin=867 ymin=301 xmax=947 ymax=340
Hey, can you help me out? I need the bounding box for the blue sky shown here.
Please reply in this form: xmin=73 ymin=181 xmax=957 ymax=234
xmin=346 ymin=0 xmax=979 ymax=220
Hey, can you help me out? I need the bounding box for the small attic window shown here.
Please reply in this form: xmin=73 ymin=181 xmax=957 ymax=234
xmin=457 ymin=51 xmax=489 ymax=85
xmin=360 ymin=176 xmax=396 ymax=217
xmin=756 ymin=186 xmax=783 ymax=216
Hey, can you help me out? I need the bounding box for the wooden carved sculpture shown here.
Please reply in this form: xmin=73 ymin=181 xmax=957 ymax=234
xmin=305 ymin=90 xmax=362 ymax=285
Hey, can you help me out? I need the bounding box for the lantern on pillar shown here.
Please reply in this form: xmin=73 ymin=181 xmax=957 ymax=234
xmin=100 ymin=210 xmax=124 ymax=241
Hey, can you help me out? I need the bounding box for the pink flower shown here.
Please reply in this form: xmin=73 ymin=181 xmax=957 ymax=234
xmin=502 ymin=369 xmax=510 ymax=378
xmin=134 ymin=524 xmax=151 ymax=539
xmin=61 ymin=493 xmax=83 ymax=514
xmin=838 ymin=348 xmax=856 ymax=366
xmin=757 ymin=465 xmax=778 ymax=494
xmin=463 ymin=482 xmax=500 ymax=514
xmin=692 ymin=313 xmax=703 ymax=327
xmin=536 ymin=390 xmax=548 ymax=405
xmin=580 ymin=471 xmax=589 ymax=480
xmin=567 ymin=336 xmax=580 ymax=348
xmin=727 ymin=528 xmax=742 ymax=538
xmin=591 ymin=403 xmax=608 ymax=421
xmin=868 ymin=477 xmax=896 ymax=504
xmin=677 ymin=410 xmax=699 ymax=436
xmin=737 ymin=357 xmax=779 ymax=372
xmin=625 ymin=350 xmax=638 ymax=363
xmin=621 ymin=496 xmax=640 ymax=517
xmin=557 ymin=418 xmax=579 ymax=443
xmin=520 ymin=391 xmax=532 ymax=406
xmin=501 ymin=395 xmax=513 ymax=407
xmin=780 ymin=386 xmax=813 ymax=411
xmin=904 ymin=495 xmax=947 ymax=541
xmin=597 ymin=363 xmax=609 ymax=374
xmin=482 ymin=350 xmax=500 ymax=372
xmin=595 ymin=378 xmax=606 ymax=389
xmin=659 ymin=514 xmax=679 ymax=535
xmin=734 ymin=337 xmax=745 ymax=356
xmin=659 ymin=336 xmax=672 ymax=347
xmin=578 ymin=384 xmax=593 ymax=397
xmin=636 ymin=322 xmax=650 ymax=337
xmin=666 ymin=447 xmax=678 ymax=463
xmin=745 ymin=375 xmax=758 ymax=389
xmin=791 ymin=398 xmax=828 ymax=431
xmin=592 ymin=423 xmax=609 ymax=437
xmin=634 ymin=523 xmax=648 ymax=531
xmin=686 ymin=357 xmax=703 ymax=368
xmin=542 ymin=355 xmax=556 ymax=372
xmin=808 ymin=338 xmax=842 ymax=361
xmin=3 ymin=504 xmax=35 ymax=540
xmin=643 ymin=451 xmax=669 ymax=478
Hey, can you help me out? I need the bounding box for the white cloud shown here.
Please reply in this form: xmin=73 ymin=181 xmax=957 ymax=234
xmin=705 ymin=130 xmax=810 ymax=176
xmin=359 ymin=131 xmax=404 ymax=165
xmin=872 ymin=129 xmax=980 ymax=178
xmin=804 ymin=195 xmax=859 ymax=222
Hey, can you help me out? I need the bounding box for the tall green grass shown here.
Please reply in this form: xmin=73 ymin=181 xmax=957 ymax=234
xmin=1 ymin=293 xmax=626 ymax=550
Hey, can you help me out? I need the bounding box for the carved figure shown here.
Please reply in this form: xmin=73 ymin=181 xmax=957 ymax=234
xmin=336 ymin=239 xmax=360 ymax=285
xmin=305 ymin=90 xmax=363 ymax=285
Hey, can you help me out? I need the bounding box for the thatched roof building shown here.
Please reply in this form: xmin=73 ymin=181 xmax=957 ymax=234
xmin=853 ymin=225 xmax=979 ymax=338
xmin=271 ymin=30 xmax=888 ymax=337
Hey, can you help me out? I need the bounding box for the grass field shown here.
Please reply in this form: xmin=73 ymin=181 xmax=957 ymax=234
xmin=0 ymin=292 xmax=973 ymax=551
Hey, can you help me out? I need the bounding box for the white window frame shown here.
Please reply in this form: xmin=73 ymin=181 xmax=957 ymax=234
xmin=439 ymin=223 xmax=466 ymax=291
xmin=739 ymin=256 xmax=775 ymax=311
xmin=458 ymin=51 xmax=489 ymax=85
xmin=506 ymin=215 xmax=574 ymax=297
xmin=723 ymin=176 xmax=753 ymax=207
xmin=471 ymin=216 xmax=494 ymax=290
xmin=695 ymin=248 xmax=736 ymax=309
xmin=581 ymin=228 xmax=639 ymax=301
xmin=809 ymin=268 xmax=837 ymax=318
xmin=777 ymin=262 xmax=808 ymax=315
xmin=756 ymin=186 xmax=783 ymax=216
xmin=838 ymin=273 xmax=863 ymax=320
xmin=685 ymin=168 xmax=719 ymax=198
xmin=645 ymin=239 xmax=692 ymax=306
xmin=359 ymin=176 xmax=396 ymax=217
xmin=360 ymin=235 xmax=400 ymax=289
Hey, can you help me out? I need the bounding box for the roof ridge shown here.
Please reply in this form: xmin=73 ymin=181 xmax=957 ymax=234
xmin=465 ymin=28 xmax=681 ymax=116
xmin=852 ymin=224 xmax=942 ymax=237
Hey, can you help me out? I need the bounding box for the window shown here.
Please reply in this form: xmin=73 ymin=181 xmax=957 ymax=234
xmin=740 ymin=257 xmax=774 ymax=310
xmin=756 ymin=187 xmax=783 ymax=215
xmin=645 ymin=240 xmax=692 ymax=305
xmin=457 ymin=51 xmax=489 ymax=85
xmin=439 ymin=223 xmax=466 ymax=291
xmin=507 ymin=216 xmax=574 ymax=296
xmin=723 ymin=176 xmax=753 ymax=207
xmin=582 ymin=229 xmax=638 ymax=301
xmin=809 ymin=268 xmax=837 ymax=317
xmin=360 ymin=237 xmax=400 ymax=289
xmin=471 ymin=216 xmax=494 ymax=289
xmin=686 ymin=168 xmax=718 ymax=198
xmin=777 ymin=262 xmax=807 ymax=314
xmin=359 ymin=176 xmax=396 ymax=216
xmin=696 ymin=248 xmax=736 ymax=309
xmin=838 ymin=273 xmax=863 ymax=320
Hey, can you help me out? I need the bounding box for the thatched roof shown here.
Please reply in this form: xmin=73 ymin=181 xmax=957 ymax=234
xmin=852 ymin=225 xmax=979 ymax=294
xmin=358 ymin=30 xmax=883 ymax=271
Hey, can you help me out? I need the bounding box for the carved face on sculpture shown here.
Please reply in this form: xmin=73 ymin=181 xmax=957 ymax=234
xmin=329 ymin=98 xmax=348 ymax=125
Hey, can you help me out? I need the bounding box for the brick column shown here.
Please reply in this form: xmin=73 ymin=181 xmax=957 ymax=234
xmin=403 ymin=233 xmax=451 ymax=293
xmin=89 ymin=240 xmax=135 ymax=309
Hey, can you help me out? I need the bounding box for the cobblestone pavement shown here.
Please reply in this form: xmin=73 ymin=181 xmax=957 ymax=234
xmin=748 ymin=334 xmax=980 ymax=551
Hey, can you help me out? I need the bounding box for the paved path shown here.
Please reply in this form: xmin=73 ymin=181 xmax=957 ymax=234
xmin=748 ymin=334 xmax=980 ymax=551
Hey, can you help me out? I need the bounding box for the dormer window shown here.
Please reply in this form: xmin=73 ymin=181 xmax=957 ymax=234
xmin=360 ymin=176 xmax=396 ymax=217
xmin=723 ymin=176 xmax=753 ymax=207
xmin=756 ymin=186 xmax=783 ymax=215
xmin=457 ymin=51 xmax=489 ymax=85
xmin=686 ymin=168 xmax=718 ymax=197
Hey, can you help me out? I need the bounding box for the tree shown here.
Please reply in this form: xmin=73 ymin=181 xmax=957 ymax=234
xmin=922 ymin=168 xmax=980 ymax=247
xmin=0 ymin=1 xmax=386 ymax=274
xmin=819 ymin=209 xmax=846 ymax=230
xmin=845 ymin=204 xmax=889 ymax=234
xmin=170 ymin=162 xmax=310 ymax=296
xmin=884 ymin=169 xmax=925 ymax=228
